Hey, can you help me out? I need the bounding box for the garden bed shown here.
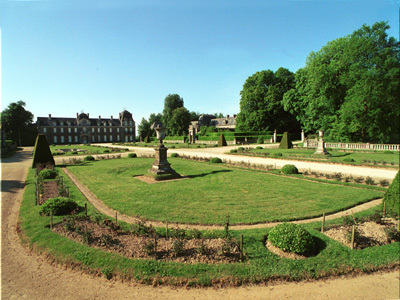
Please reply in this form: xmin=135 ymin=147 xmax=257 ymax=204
xmin=52 ymin=217 xmax=240 ymax=264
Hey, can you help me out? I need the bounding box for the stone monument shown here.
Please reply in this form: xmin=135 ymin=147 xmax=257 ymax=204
xmin=149 ymin=122 xmax=177 ymax=175
xmin=313 ymin=130 xmax=330 ymax=156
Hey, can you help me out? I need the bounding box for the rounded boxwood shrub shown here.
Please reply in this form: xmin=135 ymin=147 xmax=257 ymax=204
xmin=71 ymin=151 xmax=78 ymax=155
xmin=383 ymin=171 xmax=399 ymax=214
xmin=230 ymin=149 xmax=238 ymax=153
xmin=256 ymin=146 xmax=263 ymax=150
xmin=84 ymin=155 xmax=95 ymax=161
xmin=38 ymin=169 xmax=58 ymax=179
xmin=103 ymin=149 xmax=110 ymax=153
xmin=128 ymin=153 xmax=137 ymax=158
xmin=170 ymin=153 xmax=179 ymax=157
xmin=281 ymin=164 xmax=298 ymax=174
xmin=268 ymin=223 xmax=314 ymax=254
xmin=210 ymin=157 xmax=222 ymax=163
xmin=39 ymin=197 xmax=79 ymax=216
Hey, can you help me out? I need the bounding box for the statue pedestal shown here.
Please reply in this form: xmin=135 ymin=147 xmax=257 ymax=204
xmin=149 ymin=144 xmax=176 ymax=175
xmin=313 ymin=140 xmax=330 ymax=156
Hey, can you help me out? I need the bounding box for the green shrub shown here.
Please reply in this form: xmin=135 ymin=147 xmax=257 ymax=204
xmin=128 ymin=153 xmax=137 ymax=158
xmin=237 ymin=147 xmax=244 ymax=152
xmin=210 ymin=157 xmax=222 ymax=164
xmin=218 ymin=134 xmax=227 ymax=147
xmin=103 ymin=149 xmax=110 ymax=153
xmin=32 ymin=134 xmax=55 ymax=168
xmin=71 ymin=151 xmax=78 ymax=154
xmin=281 ymin=164 xmax=298 ymax=174
xmin=170 ymin=153 xmax=179 ymax=157
xmin=38 ymin=169 xmax=58 ymax=179
xmin=85 ymin=155 xmax=95 ymax=161
xmin=343 ymin=157 xmax=355 ymax=163
xmin=383 ymin=150 xmax=394 ymax=155
xmin=256 ymin=146 xmax=263 ymax=150
xmin=383 ymin=171 xmax=399 ymax=214
xmin=230 ymin=149 xmax=238 ymax=153
xmin=257 ymin=137 xmax=264 ymax=144
xmin=268 ymin=223 xmax=314 ymax=254
xmin=39 ymin=197 xmax=79 ymax=216
xmin=279 ymin=132 xmax=293 ymax=149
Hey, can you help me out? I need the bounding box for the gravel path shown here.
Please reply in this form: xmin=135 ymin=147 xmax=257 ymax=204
xmin=1 ymin=147 xmax=399 ymax=300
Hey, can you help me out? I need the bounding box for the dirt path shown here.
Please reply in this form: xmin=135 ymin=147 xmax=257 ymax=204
xmin=1 ymin=148 xmax=399 ymax=300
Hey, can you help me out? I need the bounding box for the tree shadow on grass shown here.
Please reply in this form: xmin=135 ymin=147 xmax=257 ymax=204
xmin=187 ymin=169 xmax=232 ymax=179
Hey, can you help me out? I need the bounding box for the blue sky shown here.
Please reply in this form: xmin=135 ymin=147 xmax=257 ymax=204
xmin=1 ymin=0 xmax=399 ymax=129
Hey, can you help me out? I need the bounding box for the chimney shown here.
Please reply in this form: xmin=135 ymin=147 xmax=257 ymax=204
xmin=99 ymin=115 xmax=101 ymax=119
xmin=76 ymin=113 xmax=79 ymax=118
xmin=111 ymin=116 xmax=113 ymax=120
xmin=48 ymin=114 xmax=52 ymax=120
xmin=233 ymin=114 xmax=237 ymax=118
xmin=87 ymin=113 xmax=89 ymax=118
xmin=226 ymin=115 xmax=230 ymax=119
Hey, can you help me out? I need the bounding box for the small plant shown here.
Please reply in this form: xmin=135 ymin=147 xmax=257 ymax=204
xmin=100 ymin=234 xmax=113 ymax=246
xmin=345 ymin=226 xmax=360 ymax=244
xmin=143 ymin=240 xmax=156 ymax=256
xmin=343 ymin=157 xmax=355 ymax=163
xmin=342 ymin=215 xmax=359 ymax=226
xmin=38 ymin=169 xmax=58 ymax=179
xmin=385 ymin=227 xmax=400 ymax=242
xmin=84 ymin=155 xmax=95 ymax=161
xmin=210 ymin=157 xmax=222 ymax=164
xmin=219 ymin=239 xmax=238 ymax=256
xmin=170 ymin=228 xmax=186 ymax=240
xmin=170 ymin=153 xmax=179 ymax=157
xmin=255 ymin=146 xmax=263 ymax=150
xmin=379 ymin=179 xmax=390 ymax=187
xmin=196 ymin=239 xmax=208 ymax=255
xmin=103 ymin=149 xmax=110 ymax=153
xmin=230 ymin=149 xmax=238 ymax=153
xmin=365 ymin=176 xmax=375 ymax=185
xmin=128 ymin=153 xmax=137 ymax=158
xmin=172 ymin=240 xmax=185 ymax=256
xmin=344 ymin=176 xmax=353 ymax=183
xmin=333 ymin=172 xmax=343 ymax=181
xmin=281 ymin=164 xmax=299 ymax=175
xmin=354 ymin=176 xmax=364 ymax=184
xmin=368 ymin=212 xmax=383 ymax=225
xmin=224 ymin=215 xmax=230 ymax=239
xmin=237 ymin=147 xmax=244 ymax=152
xmin=257 ymin=137 xmax=264 ymax=144
xmin=273 ymin=152 xmax=283 ymax=157
xmin=71 ymin=151 xmax=78 ymax=155
xmin=188 ymin=229 xmax=202 ymax=239
xmin=39 ymin=197 xmax=78 ymax=216
xmin=268 ymin=223 xmax=314 ymax=254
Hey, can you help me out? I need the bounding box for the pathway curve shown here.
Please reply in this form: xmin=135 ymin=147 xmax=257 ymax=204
xmin=63 ymin=167 xmax=383 ymax=230
xmin=1 ymin=148 xmax=399 ymax=300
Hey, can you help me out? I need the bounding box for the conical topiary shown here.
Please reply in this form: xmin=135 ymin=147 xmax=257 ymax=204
xmin=218 ymin=133 xmax=227 ymax=147
xmin=383 ymin=171 xmax=399 ymax=215
xmin=32 ymin=134 xmax=55 ymax=168
xmin=279 ymin=132 xmax=293 ymax=149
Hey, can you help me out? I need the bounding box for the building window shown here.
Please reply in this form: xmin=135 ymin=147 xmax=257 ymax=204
xmin=129 ymin=121 xmax=133 ymax=126
xmin=74 ymin=128 xmax=77 ymax=133
xmin=75 ymin=136 xmax=78 ymax=143
xmin=61 ymin=136 xmax=64 ymax=143
xmin=68 ymin=128 xmax=71 ymax=133
xmin=109 ymin=128 xmax=112 ymax=133
xmin=61 ymin=128 xmax=64 ymax=133
xmin=54 ymin=128 xmax=57 ymax=133
xmin=92 ymin=128 xmax=95 ymax=133
xmin=54 ymin=136 xmax=57 ymax=143
xmin=98 ymin=128 xmax=100 ymax=133
xmin=54 ymin=121 xmax=57 ymax=126
xmin=130 ymin=135 xmax=133 ymax=142
xmin=104 ymin=135 xmax=107 ymax=142
xmin=125 ymin=128 xmax=128 ymax=133
xmin=68 ymin=136 xmax=72 ymax=143
xmin=60 ymin=121 xmax=64 ymax=126
xmin=117 ymin=135 xmax=120 ymax=141
xmin=124 ymin=120 xmax=128 ymax=126
xmin=117 ymin=128 xmax=120 ymax=133
xmin=130 ymin=128 xmax=133 ymax=133
xmin=110 ymin=135 xmax=113 ymax=142
xmin=43 ymin=128 xmax=47 ymax=133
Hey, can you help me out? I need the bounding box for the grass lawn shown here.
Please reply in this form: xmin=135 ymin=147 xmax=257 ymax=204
xmin=19 ymin=167 xmax=399 ymax=285
xmin=50 ymin=144 xmax=129 ymax=156
xmin=238 ymin=147 xmax=399 ymax=167
xmin=67 ymin=157 xmax=383 ymax=225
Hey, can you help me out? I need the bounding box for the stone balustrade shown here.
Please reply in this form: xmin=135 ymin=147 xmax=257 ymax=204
xmin=303 ymin=140 xmax=399 ymax=151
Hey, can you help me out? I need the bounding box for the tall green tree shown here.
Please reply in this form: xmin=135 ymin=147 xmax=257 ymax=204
xmin=283 ymin=21 xmax=400 ymax=143
xmin=137 ymin=117 xmax=152 ymax=141
xmin=169 ymin=107 xmax=191 ymax=136
xmin=1 ymin=101 xmax=34 ymax=146
xmin=236 ymin=68 xmax=300 ymax=132
xmin=162 ymin=94 xmax=184 ymax=134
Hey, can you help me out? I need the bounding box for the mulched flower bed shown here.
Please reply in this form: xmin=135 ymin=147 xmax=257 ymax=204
xmin=52 ymin=218 xmax=241 ymax=264
xmin=323 ymin=218 xmax=399 ymax=249
xmin=38 ymin=181 xmax=59 ymax=205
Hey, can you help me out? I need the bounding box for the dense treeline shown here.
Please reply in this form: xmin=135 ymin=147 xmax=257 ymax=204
xmin=238 ymin=21 xmax=400 ymax=143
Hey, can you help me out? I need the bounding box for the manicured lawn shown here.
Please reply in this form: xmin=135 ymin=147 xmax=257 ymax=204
xmin=240 ymin=147 xmax=399 ymax=167
xmin=19 ymin=167 xmax=399 ymax=285
xmin=67 ymin=157 xmax=383 ymax=225
xmin=50 ymin=144 xmax=128 ymax=156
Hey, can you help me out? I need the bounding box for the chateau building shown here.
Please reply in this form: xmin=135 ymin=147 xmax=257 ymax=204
xmin=188 ymin=114 xmax=237 ymax=143
xmin=36 ymin=110 xmax=136 ymax=144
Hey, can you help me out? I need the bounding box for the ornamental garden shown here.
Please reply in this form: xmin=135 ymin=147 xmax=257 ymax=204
xmin=21 ymin=134 xmax=400 ymax=286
